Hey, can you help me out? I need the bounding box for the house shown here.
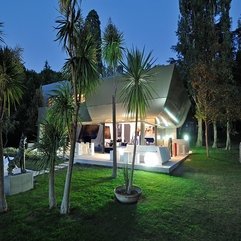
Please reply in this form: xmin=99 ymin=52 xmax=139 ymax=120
xmin=38 ymin=64 xmax=191 ymax=153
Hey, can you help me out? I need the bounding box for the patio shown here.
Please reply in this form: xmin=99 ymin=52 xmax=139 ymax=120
xmin=74 ymin=151 xmax=189 ymax=174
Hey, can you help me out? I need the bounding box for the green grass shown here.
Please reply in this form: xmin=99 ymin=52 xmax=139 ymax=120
xmin=1 ymin=147 xmax=241 ymax=241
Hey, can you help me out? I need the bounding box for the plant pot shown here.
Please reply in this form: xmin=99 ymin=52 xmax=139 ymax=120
xmin=114 ymin=185 xmax=142 ymax=204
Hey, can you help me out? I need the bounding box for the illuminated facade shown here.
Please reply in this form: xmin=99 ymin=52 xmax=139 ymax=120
xmin=38 ymin=64 xmax=191 ymax=150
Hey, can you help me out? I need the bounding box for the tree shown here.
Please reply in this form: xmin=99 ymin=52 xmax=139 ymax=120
xmin=39 ymin=61 xmax=63 ymax=85
xmin=102 ymin=18 xmax=124 ymax=178
xmin=50 ymin=82 xmax=74 ymax=139
xmin=0 ymin=46 xmax=24 ymax=212
xmin=56 ymin=0 xmax=99 ymax=214
xmin=85 ymin=10 xmax=103 ymax=74
xmin=174 ymin=0 xmax=218 ymax=147
xmin=190 ymin=63 xmax=218 ymax=157
xmin=120 ymin=47 xmax=155 ymax=194
xmin=37 ymin=113 xmax=66 ymax=209
xmin=214 ymin=1 xmax=235 ymax=150
xmin=14 ymin=69 xmax=43 ymax=142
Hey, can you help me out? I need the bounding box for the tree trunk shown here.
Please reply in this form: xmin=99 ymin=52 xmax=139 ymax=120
xmin=212 ymin=121 xmax=217 ymax=148
xmin=127 ymin=109 xmax=138 ymax=194
xmin=204 ymin=120 xmax=209 ymax=157
xmin=0 ymin=121 xmax=7 ymax=213
xmin=49 ymin=158 xmax=56 ymax=209
xmin=225 ymin=120 xmax=231 ymax=150
xmin=196 ymin=117 xmax=203 ymax=147
xmin=112 ymin=94 xmax=117 ymax=178
xmin=60 ymin=101 xmax=79 ymax=214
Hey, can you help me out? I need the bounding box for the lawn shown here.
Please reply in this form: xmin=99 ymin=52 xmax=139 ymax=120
xmin=1 ymin=147 xmax=241 ymax=241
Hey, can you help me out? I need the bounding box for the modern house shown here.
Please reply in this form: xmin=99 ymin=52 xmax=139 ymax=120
xmin=38 ymin=64 xmax=191 ymax=153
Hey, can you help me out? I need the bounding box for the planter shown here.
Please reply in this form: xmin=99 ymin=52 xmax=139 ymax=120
xmin=114 ymin=185 xmax=142 ymax=204
xmin=4 ymin=172 xmax=34 ymax=196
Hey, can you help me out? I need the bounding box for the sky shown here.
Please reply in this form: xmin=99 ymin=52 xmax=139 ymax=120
xmin=0 ymin=0 xmax=240 ymax=73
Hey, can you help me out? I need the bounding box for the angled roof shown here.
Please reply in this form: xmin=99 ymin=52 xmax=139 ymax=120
xmin=40 ymin=64 xmax=191 ymax=128
xmin=86 ymin=64 xmax=191 ymax=128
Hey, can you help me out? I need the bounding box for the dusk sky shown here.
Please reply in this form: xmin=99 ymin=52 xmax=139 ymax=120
xmin=0 ymin=0 xmax=240 ymax=73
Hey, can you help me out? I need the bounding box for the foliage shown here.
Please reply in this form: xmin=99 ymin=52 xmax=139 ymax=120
xmin=55 ymin=0 xmax=99 ymax=214
xmin=120 ymin=47 xmax=155 ymax=194
xmin=0 ymin=46 xmax=25 ymax=212
xmin=174 ymin=0 xmax=236 ymax=149
xmin=1 ymin=147 xmax=241 ymax=241
xmin=39 ymin=61 xmax=64 ymax=85
xmin=49 ymin=82 xmax=74 ymax=138
xmin=102 ymin=18 xmax=125 ymax=75
xmin=37 ymin=113 xmax=67 ymax=209
xmin=102 ymin=18 xmax=125 ymax=178
xmin=85 ymin=10 xmax=103 ymax=74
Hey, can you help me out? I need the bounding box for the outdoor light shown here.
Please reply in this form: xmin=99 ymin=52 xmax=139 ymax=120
xmin=144 ymin=152 xmax=159 ymax=166
xmin=183 ymin=134 xmax=189 ymax=142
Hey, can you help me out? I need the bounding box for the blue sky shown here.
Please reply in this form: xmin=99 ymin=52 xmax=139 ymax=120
xmin=0 ymin=0 xmax=240 ymax=73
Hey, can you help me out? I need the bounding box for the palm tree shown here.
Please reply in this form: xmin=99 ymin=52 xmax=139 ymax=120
xmin=102 ymin=19 xmax=124 ymax=178
xmin=56 ymin=0 xmax=99 ymax=214
xmin=50 ymin=82 xmax=74 ymax=140
xmin=0 ymin=47 xmax=24 ymax=212
xmin=120 ymin=48 xmax=155 ymax=194
xmin=37 ymin=114 xmax=67 ymax=209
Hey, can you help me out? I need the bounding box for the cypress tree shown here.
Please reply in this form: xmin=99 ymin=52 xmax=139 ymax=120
xmin=85 ymin=10 xmax=103 ymax=74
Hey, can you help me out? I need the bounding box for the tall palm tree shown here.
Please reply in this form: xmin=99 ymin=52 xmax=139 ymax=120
xmin=102 ymin=19 xmax=124 ymax=178
xmin=120 ymin=48 xmax=155 ymax=194
xmin=0 ymin=47 xmax=24 ymax=212
xmin=56 ymin=0 xmax=99 ymax=214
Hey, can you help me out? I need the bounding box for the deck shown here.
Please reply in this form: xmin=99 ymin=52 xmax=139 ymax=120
xmin=74 ymin=152 xmax=189 ymax=174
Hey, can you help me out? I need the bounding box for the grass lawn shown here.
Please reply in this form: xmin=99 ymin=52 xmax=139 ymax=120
xmin=1 ymin=147 xmax=241 ymax=241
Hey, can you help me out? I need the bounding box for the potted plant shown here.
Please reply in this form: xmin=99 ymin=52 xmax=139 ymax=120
xmin=114 ymin=47 xmax=155 ymax=204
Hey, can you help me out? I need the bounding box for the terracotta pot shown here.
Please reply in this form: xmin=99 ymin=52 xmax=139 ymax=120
xmin=114 ymin=185 xmax=142 ymax=204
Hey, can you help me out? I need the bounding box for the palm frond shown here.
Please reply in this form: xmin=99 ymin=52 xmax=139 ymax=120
xmin=120 ymin=47 xmax=156 ymax=118
xmin=102 ymin=18 xmax=125 ymax=70
xmin=0 ymin=47 xmax=24 ymax=117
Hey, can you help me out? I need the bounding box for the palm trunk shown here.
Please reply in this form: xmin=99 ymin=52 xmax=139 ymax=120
xmin=60 ymin=106 xmax=78 ymax=214
xmin=60 ymin=68 xmax=79 ymax=214
xmin=0 ymin=120 xmax=7 ymax=213
xmin=49 ymin=158 xmax=56 ymax=209
xmin=112 ymin=94 xmax=117 ymax=178
xmin=204 ymin=119 xmax=209 ymax=157
xmin=127 ymin=109 xmax=138 ymax=194
xmin=212 ymin=120 xmax=217 ymax=148
xmin=225 ymin=120 xmax=231 ymax=150
xmin=196 ymin=117 xmax=203 ymax=147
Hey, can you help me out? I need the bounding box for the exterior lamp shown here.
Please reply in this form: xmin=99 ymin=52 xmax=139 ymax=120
xmin=183 ymin=134 xmax=189 ymax=142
